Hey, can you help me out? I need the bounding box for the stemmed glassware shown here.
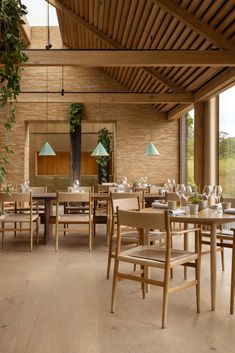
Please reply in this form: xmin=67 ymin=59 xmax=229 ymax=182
xmin=214 ymin=185 xmax=223 ymax=203
xmin=176 ymin=184 xmax=185 ymax=196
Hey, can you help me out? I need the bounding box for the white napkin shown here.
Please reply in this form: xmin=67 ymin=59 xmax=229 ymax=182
xmin=224 ymin=208 xmax=235 ymax=214
xmin=168 ymin=209 xmax=186 ymax=216
xmin=152 ymin=201 xmax=168 ymax=209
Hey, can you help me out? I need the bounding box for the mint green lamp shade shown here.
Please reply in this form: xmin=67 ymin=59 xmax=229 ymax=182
xmin=39 ymin=142 xmax=56 ymax=156
xmin=91 ymin=142 xmax=109 ymax=157
xmin=144 ymin=142 xmax=160 ymax=156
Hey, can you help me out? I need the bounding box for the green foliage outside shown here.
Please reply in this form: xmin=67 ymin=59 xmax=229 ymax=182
xmin=219 ymin=134 xmax=235 ymax=197
xmin=186 ymin=113 xmax=194 ymax=185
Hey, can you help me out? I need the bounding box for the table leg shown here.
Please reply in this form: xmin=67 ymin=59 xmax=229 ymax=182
xmin=184 ymin=223 xmax=189 ymax=280
xmin=44 ymin=199 xmax=53 ymax=244
xmin=210 ymin=223 xmax=217 ymax=311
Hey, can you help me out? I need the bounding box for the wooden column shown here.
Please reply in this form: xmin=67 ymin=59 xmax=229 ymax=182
xmin=194 ymin=97 xmax=219 ymax=191
xmin=194 ymin=102 xmax=205 ymax=192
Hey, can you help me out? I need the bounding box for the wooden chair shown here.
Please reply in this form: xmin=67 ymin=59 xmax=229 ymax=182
xmin=111 ymin=209 xmax=201 ymax=328
xmin=106 ymin=196 xmax=141 ymax=279
xmin=0 ymin=191 xmax=39 ymax=251
xmin=64 ymin=186 xmax=94 ymax=214
xmin=55 ymin=192 xmax=93 ymax=252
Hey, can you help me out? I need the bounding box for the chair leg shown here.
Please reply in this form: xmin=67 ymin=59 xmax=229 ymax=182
xmin=30 ymin=226 xmax=33 ymax=252
xmin=195 ymin=230 xmax=201 ymax=313
xmin=106 ymin=235 xmax=113 ymax=279
xmin=89 ymin=222 xmax=92 ymax=252
xmin=162 ymin=267 xmax=170 ymax=329
xmin=36 ymin=219 xmax=39 ymax=246
xmin=141 ymin=265 xmax=146 ymax=299
xmin=230 ymin=237 xmax=235 ymax=314
xmin=55 ymin=223 xmax=59 ymax=252
xmin=111 ymin=259 xmax=119 ymax=313
xmin=220 ymin=239 xmax=225 ymax=271
xmin=184 ymin=232 xmax=189 ymax=280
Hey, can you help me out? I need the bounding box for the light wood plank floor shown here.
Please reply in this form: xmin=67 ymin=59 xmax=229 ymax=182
xmin=0 ymin=225 xmax=234 ymax=353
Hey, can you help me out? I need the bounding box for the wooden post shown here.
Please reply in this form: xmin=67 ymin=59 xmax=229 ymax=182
xmin=70 ymin=126 xmax=81 ymax=184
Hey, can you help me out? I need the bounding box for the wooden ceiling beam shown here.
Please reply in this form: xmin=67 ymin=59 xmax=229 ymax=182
xmin=153 ymin=0 xmax=234 ymax=50
xmin=168 ymin=104 xmax=193 ymax=121
xmin=18 ymin=49 xmax=235 ymax=67
xmin=47 ymin=0 xmax=184 ymax=92
xmin=168 ymin=68 xmax=235 ymax=120
xmin=19 ymin=16 xmax=31 ymax=46
xmin=17 ymin=92 xmax=194 ymax=104
xmin=194 ymin=68 xmax=235 ymax=102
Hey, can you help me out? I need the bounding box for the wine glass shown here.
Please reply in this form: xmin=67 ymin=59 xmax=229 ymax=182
xmin=214 ymin=185 xmax=223 ymax=203
xmin=203 ymin=185 xmax=213 ymax=196
xmin=176 ymin=184 xmax=185 ymax=196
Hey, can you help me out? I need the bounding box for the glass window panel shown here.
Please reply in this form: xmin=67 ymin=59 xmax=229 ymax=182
xmin=219 ymin=86 xmax=235 ymax=197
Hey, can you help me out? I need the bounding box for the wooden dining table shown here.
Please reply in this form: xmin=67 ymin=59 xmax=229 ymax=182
xmin=140 ymin=207 xmax=235 ymax=311
xmin=33 ymin=192 xmax=110 ymax=244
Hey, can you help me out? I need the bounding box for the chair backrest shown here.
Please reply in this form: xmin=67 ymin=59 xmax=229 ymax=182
xmin=112 ymin=197 xmax=140 ymax=215
xmin=30 ymin=186 xmax=47 ymax=194
xmin=98 ymin=184 xmax=110 ymax=193
xmin=0 ymin=191 xmax=32 ymax=203
xmin=57 ymin=192 xmax=90 ymax=203
xmin=116 ymin=209 xmax=171 ymax=259
xmin=117 ymin=209 xmax=167 ymax=230
xmin=0 ymin=192 xmax=33 ymax=215
xmin=111 ymin=191 xmax=144 ymax=208
xmin=166 ymin=192 xmax=181 ymax=202
xmin=68 ymin=186 xmax=94 ymax=193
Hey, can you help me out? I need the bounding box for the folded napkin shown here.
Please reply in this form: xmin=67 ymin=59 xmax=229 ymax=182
xmin=152 ymin=201 xmax=168 ymax=209
xmin=168 ymin=209 xmax=186 ymax=216
xmin=224 ymin=208 xmax=235 ymax=214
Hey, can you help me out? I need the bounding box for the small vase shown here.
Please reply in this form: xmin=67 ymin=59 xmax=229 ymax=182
xmin=189 ymin=203 xmax=199 ymax=215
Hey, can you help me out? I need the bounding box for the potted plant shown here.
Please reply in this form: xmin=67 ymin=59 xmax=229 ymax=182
xmin=66 ymin=103 xmax=83 ymax=183
xmin=0 ymin=0 xmax=28 ymax=187
xmin=96 ymin=128 xmax=112 ymax=184
xmin=188 ymin=193 xmax=202 ymax=214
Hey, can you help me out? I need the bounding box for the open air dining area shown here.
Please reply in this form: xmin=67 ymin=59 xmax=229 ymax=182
xmin=0 ymin=0 xmax=235 ymax=352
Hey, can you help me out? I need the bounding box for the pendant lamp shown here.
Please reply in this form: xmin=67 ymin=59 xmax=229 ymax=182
xmin=39 ymin=2 xmax=56 ymax=156
xmin=144 ymin=142 xmax=160 ymax=156
xmin=91 ymin=93 xmax=109 ymax=157
xmin=91 ymin=142 xmax=109 ymax=156
xmin=144 ymin=108 xmax=160 ymax=156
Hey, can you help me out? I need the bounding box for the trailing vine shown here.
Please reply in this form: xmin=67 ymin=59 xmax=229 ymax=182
xmin=97 ymin=128 xmax=112 ymax=183
xmin=66 ymin=103 xmax=83 ymax=133
xmin=0 ymin=0 xmax=28 ymax=184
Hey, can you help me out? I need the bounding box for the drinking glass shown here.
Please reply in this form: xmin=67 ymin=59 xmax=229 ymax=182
xmin=214 ymin=185 xmax=223 ymax=203
xmin=176 ymin=184 xmax=185 ymax=196
xmin=203 ymin=185 xmax=213 ymax=196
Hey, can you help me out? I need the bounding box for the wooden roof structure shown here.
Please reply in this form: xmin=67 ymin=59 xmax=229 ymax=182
xmin=23 ymin=0 xmax=235 ymax=119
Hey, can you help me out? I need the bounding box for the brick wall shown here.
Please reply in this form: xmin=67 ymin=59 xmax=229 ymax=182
xmin=0 ymin=27 xmax=179 ymax=187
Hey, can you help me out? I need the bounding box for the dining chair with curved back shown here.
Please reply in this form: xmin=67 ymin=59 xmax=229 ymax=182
xmin=111 ymin=209 xmax=201 ymax=328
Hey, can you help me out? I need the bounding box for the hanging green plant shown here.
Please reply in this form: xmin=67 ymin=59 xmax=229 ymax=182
xmin=96 ymin=128 xmax=112 ymax=183
xmin=66 ymin=103 xmax=83 ymax=133
xmin=0 ymin=0 xmax=28 ymax=185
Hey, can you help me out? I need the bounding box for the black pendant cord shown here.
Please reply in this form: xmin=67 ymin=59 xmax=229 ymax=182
xmin=45 ymin=1 xmax=52 ymax=50
xmin=61 ymin=1 xmax=65 ymax=96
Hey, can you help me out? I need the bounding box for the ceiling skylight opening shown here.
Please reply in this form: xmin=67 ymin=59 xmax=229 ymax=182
xmin=22 ymin=0 xmax=58 ymax=26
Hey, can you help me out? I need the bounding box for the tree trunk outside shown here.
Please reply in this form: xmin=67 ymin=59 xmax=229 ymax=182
xmin=70 ymin=126 xmax=81 ymax=184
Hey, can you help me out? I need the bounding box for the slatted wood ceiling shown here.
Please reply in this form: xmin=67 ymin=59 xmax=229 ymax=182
xmin=54 ymin=0 xmax=234 ymax=114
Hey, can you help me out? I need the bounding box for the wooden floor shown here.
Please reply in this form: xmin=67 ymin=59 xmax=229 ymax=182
xmin=0 ymin=225 xmax=234 ymax=353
